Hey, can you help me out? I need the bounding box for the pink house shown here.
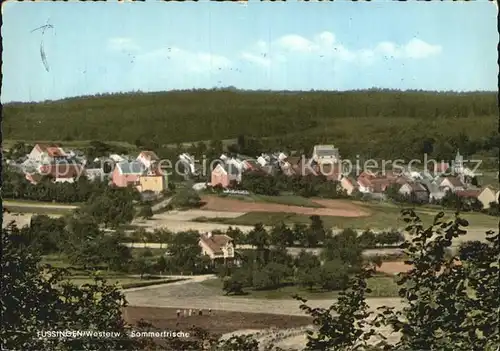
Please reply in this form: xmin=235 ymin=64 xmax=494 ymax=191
xmin=211 ymin=163 xmax=241 ymax=188
xmin=112 ymin=161 xmax=145 ymax=187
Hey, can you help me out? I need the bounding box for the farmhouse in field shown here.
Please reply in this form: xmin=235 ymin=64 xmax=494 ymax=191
xmin=199 ymin=232 xmax=235 ymax=264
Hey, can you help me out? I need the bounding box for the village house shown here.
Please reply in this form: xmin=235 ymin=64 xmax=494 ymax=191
xmin=111 ymin=161 xmax=145 ymax=187
xmin=28 ymin=144 xmax=68 ymax=164
xmin=210 ymin=163 xmax=242 ymax=188
xmin=340 ymin=175 xmax=359 ymax=195
xmin=357 ymin=175 xmax=374 ymax=194
xmin=36 ymin=163 xmax=84 ymax=183
xmin=420 ymin=179 xmax=447 ymax=202
xmin=398 ymin=182 xmax=430 ymax=203
xmin=199 ymin=232 xmax=235 ymax=265
xmin=241 ymin=158 xmax=259 ymax=171
xmin=136 ymin=172 xmax=169 ymax=193
xmin=312 ymin=145 xmax=340 ymax=165
xmin=438 ymin=176 xmax=465 ymax=192
xmin=137 ymin=151 xmax=160 ymax=170
xmin=457 ymin=187 xmax=498 ymax=209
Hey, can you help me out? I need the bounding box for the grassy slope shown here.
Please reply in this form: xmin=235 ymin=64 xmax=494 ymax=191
xmin=41 ymin=254 xmax=172 ymax=288
xmin=198 ymin=201 xmax=499 ymax=230
xmin=200 ymin=274 xmax=400 ymax=299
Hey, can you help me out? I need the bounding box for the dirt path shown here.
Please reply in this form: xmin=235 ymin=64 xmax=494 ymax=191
xmin=124 ymin=278 xmax=404 ymax=317
xmin=3 ymin=201 xmax=78 ymax=209
xmin=200 ymin=196 xmax=370 ymax=218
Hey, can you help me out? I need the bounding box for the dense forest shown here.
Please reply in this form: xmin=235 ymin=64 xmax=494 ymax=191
xmin=3 ymin=89 xmax=498 ymax=161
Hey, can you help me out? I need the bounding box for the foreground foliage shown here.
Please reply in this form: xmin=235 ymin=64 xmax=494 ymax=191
xmin=295 ymin=210 xmax=499 ymax=351
xmin=1 ymin=223 xmax=152 ymax=350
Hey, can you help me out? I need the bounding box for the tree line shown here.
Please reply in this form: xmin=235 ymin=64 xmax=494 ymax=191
xmin=2 ymin=165 xmax=109 ymax=203
xmin=4 ymin=90 xmax=498 ymax=162
xmin=229 ymin=171 xmax=348 ymax=198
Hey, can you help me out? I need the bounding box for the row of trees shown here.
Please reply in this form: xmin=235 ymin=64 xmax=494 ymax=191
xmin=125 ymin=216 xmax=404 ymax=250
xmin=220 ymin=227 xmax=368 ymax=295
xmin=2 ymin=166 xmax=109 ymax=203
xmin=234 ymin=171 xmax=348 ymax=198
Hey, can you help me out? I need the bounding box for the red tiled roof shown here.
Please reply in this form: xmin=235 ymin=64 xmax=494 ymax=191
xmin=385 ymin=170 xmax=404 ymax=179
xmin=443 ymin=177 xmax=464 ymax=187
xmin=25 ymin=173 xmax=43 ymax=184
xmin=357 ymin=177 xmax=372 ymax=188
xmin=139 ymin=151 xmax=159 ymax=161
xmin=36 ymin=144 xmax=66 ymax=157
xmin=432 ymin=162 xmax=450 ymax=173
xmin=371 ymin=179 xmax=392 ymax=193
xmin=456 ymin=189 xmax=481 ymax=198
xmin=359 ymin=171 xmax=377 ymax=180
xmin=39 ymin=164 xmax=83 ymax=179
xmin=402 ymin=182 xmax=428 ymax=192
xmin=200 ymin=234 xmax=232 ymax=254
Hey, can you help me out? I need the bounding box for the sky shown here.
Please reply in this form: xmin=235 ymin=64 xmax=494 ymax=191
xmin=1 ymin=0 xmax=498 ymax=103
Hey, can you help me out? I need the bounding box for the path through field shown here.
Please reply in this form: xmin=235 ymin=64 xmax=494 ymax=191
xmin=124 ymin=276 xmax=404 ymax=317
xmin=124 ymin=276 xmax=404 ymax=349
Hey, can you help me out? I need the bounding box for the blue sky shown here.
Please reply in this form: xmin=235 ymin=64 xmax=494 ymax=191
xmin=2 ymin=0 xmax=498 ymax=103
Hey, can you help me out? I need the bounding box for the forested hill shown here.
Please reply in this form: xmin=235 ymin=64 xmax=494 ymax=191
xmin=3 ymin=89 xmax=498 ymax=160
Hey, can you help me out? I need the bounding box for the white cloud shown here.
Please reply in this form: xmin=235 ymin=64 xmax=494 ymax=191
xmin=241 ymin=32 xmax=442 ymax=67
xmin=107 ymin=37 xmax=141 ymax=52
xmin=240 ymin=52 xmax=271 ymax=67
xmin=138 ymin=46 xmax=231 ymax=74
xmin=401 ymin=38 xmax=442 ymax=59
xmin=276 ymin=34 xmax=316 ymax=53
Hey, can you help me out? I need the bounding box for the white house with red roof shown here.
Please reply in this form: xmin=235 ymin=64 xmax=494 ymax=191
xmin=199 ymin=233 xmax=235 ymax=264
xmin=28 ymin=144 xmax=68 ymax=164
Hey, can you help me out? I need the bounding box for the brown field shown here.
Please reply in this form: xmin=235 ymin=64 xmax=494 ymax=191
xmin=122 ymin=306 xmax=312 ymax=336
xmin=378 ymin=261 xmax=412 ymax=275
xmin=200 ymin=196 xmax=370 ymax=218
